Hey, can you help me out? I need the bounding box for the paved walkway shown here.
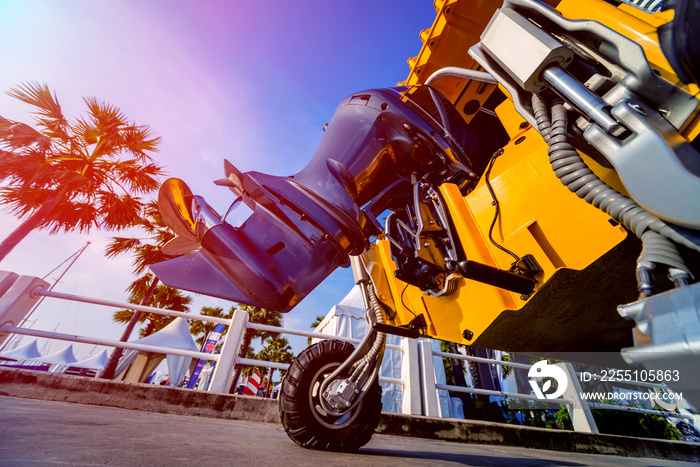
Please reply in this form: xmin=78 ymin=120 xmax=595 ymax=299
xmin=1 ymin=396 xmax=697 ymax=466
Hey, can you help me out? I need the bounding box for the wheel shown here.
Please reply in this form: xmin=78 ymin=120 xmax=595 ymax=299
xmin=279 ymin=339 xmax=382 ymax=452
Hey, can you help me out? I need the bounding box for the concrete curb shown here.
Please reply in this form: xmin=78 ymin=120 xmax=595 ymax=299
xmin=0 ymin=367 xmax=280 ymax=424
xmin=1 ymin=368 xmax=698 ymax=462
xmin=377 ymin=413 xmax=699 ymax=461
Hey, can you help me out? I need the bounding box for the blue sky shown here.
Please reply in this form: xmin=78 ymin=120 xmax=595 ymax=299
xmin=0 ymin=0 xmax=437 ymax=357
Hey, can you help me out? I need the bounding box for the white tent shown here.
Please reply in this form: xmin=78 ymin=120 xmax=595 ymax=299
xmin=114 ymin=318 xmax=199 ymax=386
xmin=315 ymin=284 xmax=367 ymax=340
xmin=315 ymin=285 xmax=453 ymax=417
xmin=28 ymin=343 xmax=78 ymax=365
xmin=70 ymin=349 xmax=109 ymax=370
xmin=0 ymin=339 xmax=42 ymax=361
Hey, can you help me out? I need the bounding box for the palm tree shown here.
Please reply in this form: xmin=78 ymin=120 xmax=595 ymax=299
xmin=237 ymin=345 xmax=266 ymax=394
xmin=99 ymin=200 xmax=182 ymax=379
xmin=111 ymin=279 xmax=192 ymax=337
xmin=190 ymin=306 xmax=234 ymax=349
xmin=465 ymin=345 xmax=482 ymax=390
xmin=0 ymin=82 xmax=163 ymax=261
xmin=229 ymin=304 xmax=282 ymax=393
xmin=256 ymin=335 xmax=293 ymax=397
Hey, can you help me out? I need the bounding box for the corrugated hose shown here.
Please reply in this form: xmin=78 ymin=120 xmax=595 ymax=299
xmin=531 ymin=94 xmax=696 ymax=287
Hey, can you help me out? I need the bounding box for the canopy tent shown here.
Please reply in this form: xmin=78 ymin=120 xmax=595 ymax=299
xmin=314 ymin=285 xmax=453 ymax=417
xmin=114 ymin=318 xmax=199 ymax=386
xmin=27 ymin=343 xmax=78 ymax=365
xmin=70 ymin=349 xmax=109 ymax=370
xmin=0 ymin=339 xmax=42 ymax=361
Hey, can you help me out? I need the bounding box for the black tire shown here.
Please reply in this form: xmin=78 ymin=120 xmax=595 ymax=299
xmin=279 ymin=340 xmax=382 ymax=452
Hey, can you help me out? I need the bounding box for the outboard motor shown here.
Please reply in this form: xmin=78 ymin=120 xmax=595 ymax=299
xmin=151 ymin=85 xmax=482 ymax=312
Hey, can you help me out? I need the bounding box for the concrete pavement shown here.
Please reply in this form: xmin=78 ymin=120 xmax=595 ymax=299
xmin=1 ymin=396 xmax=698 ymax=467
xmin=2 ymin=368 xmax=699 ymax=462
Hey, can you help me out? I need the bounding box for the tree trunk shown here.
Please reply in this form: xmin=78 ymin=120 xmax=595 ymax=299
xmin=99 ymin=277 xmax=160 ymax=379
xmin=267 ymin=367 xmax=275 ymax=398
xmin=0 ymin=196 xmax=61 ymax=262
xmin=448 ymin=342 xmax=469 ymax=388
xmin=447 ymin=342 xmax=472 ymax=411
xmin=229 ymin=330 xmax=253 ymax=393
xmin=465 ymin=346 xmax=482 ymax=389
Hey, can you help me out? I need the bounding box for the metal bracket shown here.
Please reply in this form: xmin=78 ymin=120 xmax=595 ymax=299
xmin=469 ymin=0 xmax=699 ymax=131
xmin=584 ymin=98 xmax=700 ymax=229
xmin=618 ymin=282 xmax=700 ymax=408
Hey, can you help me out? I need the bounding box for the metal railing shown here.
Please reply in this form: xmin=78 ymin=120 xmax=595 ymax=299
xmin=0 ymin=270 xmax=694 ymax=432
xmin=423 ymin=343 xmax=695 ymax=433
xmin=0 ymin=271 xmax=406 ymax=395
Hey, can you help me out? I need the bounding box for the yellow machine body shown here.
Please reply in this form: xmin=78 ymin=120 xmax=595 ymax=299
xmin=362 ymin=0 xmax=700 ymax=352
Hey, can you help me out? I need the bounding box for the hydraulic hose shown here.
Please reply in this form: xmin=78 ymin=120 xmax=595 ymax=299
xmin=637 ymin=231 xmax=691 ymax=274
xmin=531 ymin=95 xmax=700 ymax=255
xmin=636 ymin=230 xmax=692 ymax=297
xmin=350 ymin=284 xmax=386 ymax=383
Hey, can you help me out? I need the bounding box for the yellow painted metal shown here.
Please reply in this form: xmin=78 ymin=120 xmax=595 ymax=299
xmin=365 ymin=0 xmax=698 ymax=346
xmin=556 ymin=0 xmax=698 ymax=97
xmin=400 ymin=0 xmax=502 ymax=125
xmin=365 ymin=118 xmax=628 ymax=345
xmin=555 ymin=0 xmax=699 ymax=141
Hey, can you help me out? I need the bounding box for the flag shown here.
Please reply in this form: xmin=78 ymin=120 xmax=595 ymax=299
xmin=243 ymin=371 xmax=261 ymax=396
xmin=188 ymin=323 xmax=226 ymax=389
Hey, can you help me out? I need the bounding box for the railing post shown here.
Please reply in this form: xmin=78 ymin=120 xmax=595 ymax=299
xmin=400 ymin=338 xmax=422 ymax=415
xmin=555 ymin=362 xmax=599 ymax=433
xmin=208 ymin=309 xmax=248 ymax=393
xmin=418 ymin=338 xmax=440 ymax=417
xmin=0 ymin=272 xmax=49 ymax=347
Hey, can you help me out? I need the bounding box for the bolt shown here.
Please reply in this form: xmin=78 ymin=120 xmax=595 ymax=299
xmin=462 ymin=329 xmax=474 ymax=341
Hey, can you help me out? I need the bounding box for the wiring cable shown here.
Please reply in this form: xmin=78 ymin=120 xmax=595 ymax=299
xmin=483 ymin=149 xmax=521 ymax=264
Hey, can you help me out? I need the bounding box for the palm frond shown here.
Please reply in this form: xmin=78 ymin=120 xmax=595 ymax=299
xmin=0 ymin=116 xmax=51 ymax=150
xmin=105 ymin=236 xmax=144 ymax=258
xmin=116 ymin=161 xmax=163 ymax=194
xmin=6 ymin=82 xmax=68 ymax=134
xmin=124 ymin=274 xmax=155 ymax=297
xmin=96 ymin=191 xmax=144 ymax=230
xmin=120 ymin=125 xmax=161 ymax=160
xmin=72 ymin=116 xmax=100 ymax=146
xmin=83 ymin=96 xmax=128 ymax=128
xmin=130 ymin=244 xmax=170 ymax=274
xmin=44 ymin=200 xmax=98 ymax=233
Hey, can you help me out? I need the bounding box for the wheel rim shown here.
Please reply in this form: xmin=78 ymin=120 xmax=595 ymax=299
xmin=308 ymin=361 xmax=363 ymax=430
